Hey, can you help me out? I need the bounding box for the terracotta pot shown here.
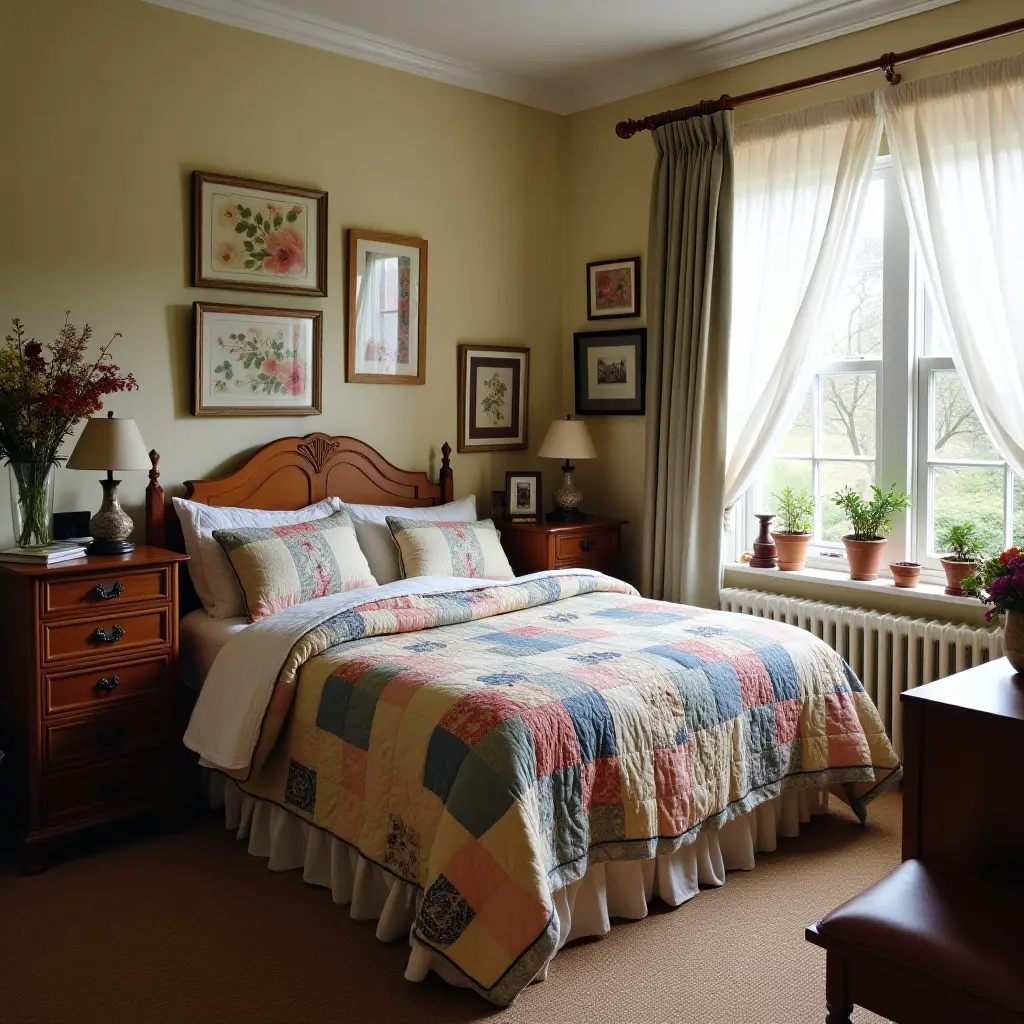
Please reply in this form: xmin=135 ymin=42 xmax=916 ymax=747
xmin=940 ymin=557 xmax=977 ymax=596
xmin=1003 ymin=609 xmax=1024 ymax=674
xmin=771 ymin=532 xmax=811 ymax=571
xmin=842 ymin=536 xmax=887 ymax=581
xmin=889 ymin=561 xmax=921 ymax=588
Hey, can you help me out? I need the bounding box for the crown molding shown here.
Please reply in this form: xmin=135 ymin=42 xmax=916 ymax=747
xmin=558 ymin=0 xmax=961 ymax=112
xmin=140 ymin=0 xmax=557 ymax=110
xmin=142 ymin=0 xmax=961 ymax=117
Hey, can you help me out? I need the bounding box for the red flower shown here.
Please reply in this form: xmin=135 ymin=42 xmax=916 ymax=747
xmin=1000 ymin=547 xmax=1021 ymax=565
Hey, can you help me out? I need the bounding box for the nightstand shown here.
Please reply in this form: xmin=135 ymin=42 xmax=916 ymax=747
xmin=0 ymin=545 xmax=189 ymax=871
xmin=499 ymin=515 xmax=627 ymax=577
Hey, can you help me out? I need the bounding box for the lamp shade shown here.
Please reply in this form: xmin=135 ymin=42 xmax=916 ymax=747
xmin=67 ymin=413 xmax=150 ymax=472
xmin=537 ymin=417 xmax=597 ymax=461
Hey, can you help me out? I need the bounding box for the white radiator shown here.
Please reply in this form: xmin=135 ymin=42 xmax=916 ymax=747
xmin=720 ymin=587 xmax=1003 ymax=754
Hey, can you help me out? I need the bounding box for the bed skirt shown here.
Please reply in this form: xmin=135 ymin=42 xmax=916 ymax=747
xmin=210 ymin=775 xmax=830 ymax=991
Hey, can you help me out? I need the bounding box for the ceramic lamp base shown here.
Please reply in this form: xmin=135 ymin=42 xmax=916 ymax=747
xmin=89 ymin=476 xmax=135 ymax=556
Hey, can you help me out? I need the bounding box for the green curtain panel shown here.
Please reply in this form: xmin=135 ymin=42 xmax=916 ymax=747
xmin=641 ymin=110 xmax=734 ymax=607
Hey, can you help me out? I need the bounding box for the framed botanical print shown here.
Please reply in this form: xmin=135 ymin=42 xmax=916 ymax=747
xmin=457 ymin=344 xmax=530 ymax=453
xmin=505 ymin=471 xmax=542 ymax=524
xmin=574 ymin=328 xmax=646 ymax=416
xmin=193 ymin=171 xmax=328 ymax=296
xmin=586 ymin=257 xmax=641 ymax=319
xmin=193 ymin=302 xmax=322 ymax=417
xmin=346 ymin=229 xmax=428 ymax=385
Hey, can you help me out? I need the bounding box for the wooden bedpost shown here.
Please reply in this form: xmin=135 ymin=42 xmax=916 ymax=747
xmin=439 ymin=442 xmax=454 ymax=504
xmin=146 ymin=449 xmax=165 ymax=548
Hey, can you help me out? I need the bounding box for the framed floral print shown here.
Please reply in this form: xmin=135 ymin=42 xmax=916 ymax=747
xmin=346 ymin=229 xmax=428 ymax=385
xmin=193 ymin=302 xmax=322 ymax=417
xmin=193 ymin=171 xmax=328 ymax=296
xmin=574 ymin=328 xmax=646 ymax=415
xmin=457 ymin=344 xmax=530 ymax=453
xmin=505 ymin=471 xmax=542 ymax=523
xmin=586 ymin=256 xmax=641 ymax=320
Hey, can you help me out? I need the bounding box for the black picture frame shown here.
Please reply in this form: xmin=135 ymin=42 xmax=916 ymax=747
xmin=586 ymin=257 xmax=641 ymax=320
xmin=504 ymin=470 xmax=542 ymax=524
xmin=574 ymin=328 xmax=646 ymax=416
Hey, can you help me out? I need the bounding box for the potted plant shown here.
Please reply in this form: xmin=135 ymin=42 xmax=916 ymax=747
xmin=770 ymin=487 xmax=814 ymax=571
xmin=937 ymin=522 xmax=982 ymax=596
xmin=889 ymin=561 xmax=922 ymax=588
xmin=831 ymin=484 xmax=913 ymax=581
xmin=963 ymin=547 xmax=1024 ymax=671
xmin=0 ymin=315 xmax=136 ymax=548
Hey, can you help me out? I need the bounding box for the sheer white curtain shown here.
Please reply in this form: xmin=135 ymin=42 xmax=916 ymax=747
xmin=881 ymin=55 xmax=1024 ymax=476
xmin=355 ymin=252 xmax=393 ymax=371
xmin=724 ymin=95 xmax=883 ymax=513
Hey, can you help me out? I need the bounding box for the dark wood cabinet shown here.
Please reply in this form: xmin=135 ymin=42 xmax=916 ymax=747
xmin=498 ymin=515 xmax=627 ymax=577
xmin=0 ymin=546 xmax=189 ymax=870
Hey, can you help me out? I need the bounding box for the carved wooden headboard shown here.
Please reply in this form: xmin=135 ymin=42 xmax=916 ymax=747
xmin=145 ymin=433 xmax=453 ymax=550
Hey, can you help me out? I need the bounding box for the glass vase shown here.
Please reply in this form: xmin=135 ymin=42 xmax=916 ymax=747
xmin=9 ymin=462 xmax=56 ymax=549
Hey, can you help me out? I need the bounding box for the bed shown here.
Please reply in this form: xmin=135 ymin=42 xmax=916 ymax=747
xmin=168 ymin=432 xmax=901 ymax=1007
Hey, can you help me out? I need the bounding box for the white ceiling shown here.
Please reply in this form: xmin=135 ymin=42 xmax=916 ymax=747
xmin=145 ymin=0 xmax=959 ymax=113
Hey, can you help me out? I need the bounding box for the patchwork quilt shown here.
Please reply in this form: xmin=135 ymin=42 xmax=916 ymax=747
xmin=194 ymin=572 xmax=900 ymax=1005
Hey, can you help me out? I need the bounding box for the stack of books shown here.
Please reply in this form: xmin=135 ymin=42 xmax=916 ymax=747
xmin=0 ymin=542 xmax=89 ymax=565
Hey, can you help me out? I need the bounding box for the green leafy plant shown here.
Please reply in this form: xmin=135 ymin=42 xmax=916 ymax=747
xmin=938 ymin=521 xmax=983 ymax=562
xmin=772 ymin=486 xmax=814 ymax=534
xmin=831 ymin=484 xmax=912 ymax=540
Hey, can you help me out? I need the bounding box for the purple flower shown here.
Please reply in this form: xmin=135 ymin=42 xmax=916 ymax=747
xmin=990 ymin=575 xmax=1011 ymax=599
xmin=1012 ymin=571 xmax=1024 ymax=594
xmin=1008 ymin=555 xmax=1024 ymax=573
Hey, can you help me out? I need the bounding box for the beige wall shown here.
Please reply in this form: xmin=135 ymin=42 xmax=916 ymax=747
xmin=1 ymin=0 xmax=565 ymax=547
xmin=562 ymin=0 xmax=1024 ymax=585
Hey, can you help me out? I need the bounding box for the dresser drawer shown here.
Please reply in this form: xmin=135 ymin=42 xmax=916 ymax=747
xmin=42 ymin=566 xmax=171 ymax=617
xmin=554 ymin=529 xmax=618 ymax=565
xmin=42 ymin=607 xmax=170 ymax=665
xmin=45 ymin=655 xmax=170 ymax=716
xmin=41 ymin=750 xmax=174 ymax=827
xmin=44 ymin=698 xmax=169 ymax=769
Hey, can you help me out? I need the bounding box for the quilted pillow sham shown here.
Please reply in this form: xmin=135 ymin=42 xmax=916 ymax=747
xmin=213 ymin=510 xmax=376 ymax=621
xmin=385 ymin=516 xmax=515 ymax=580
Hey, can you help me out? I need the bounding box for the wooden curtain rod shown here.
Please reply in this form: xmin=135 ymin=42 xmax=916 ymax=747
xmin=615 ymin=16 xmax=1024 ymax=138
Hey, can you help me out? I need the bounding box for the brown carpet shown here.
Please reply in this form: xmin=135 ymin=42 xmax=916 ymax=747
xmin=0 ymin=795 xmax=900 ymax=1024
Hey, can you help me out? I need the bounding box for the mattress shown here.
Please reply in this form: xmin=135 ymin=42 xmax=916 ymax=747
xmin=179 ymin=608 xmax=249 ymax=692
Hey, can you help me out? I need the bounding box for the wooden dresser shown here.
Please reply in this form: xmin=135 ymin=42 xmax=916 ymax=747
xmin=0 ymin=546 xmax=189 ymax=871
xmin=499 ymin=515 xmax=627 ymax=577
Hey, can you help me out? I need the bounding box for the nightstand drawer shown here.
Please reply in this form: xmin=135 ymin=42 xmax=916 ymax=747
xmin=45 ymin=655 xmax=170 ymax=716
xmin=42 ymin=566 xmax=170 ymax=617
xmin=555 ymin=529 xmax=618 ymax=564
xmin=42 ymin=607 xmax=170 ymax=664
xmin=44 ymin=699 xmax=168 ymax=769
xmin=41 ymin=750 xmax=173 ymax=826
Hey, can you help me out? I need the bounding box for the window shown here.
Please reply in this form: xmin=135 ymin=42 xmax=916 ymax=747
xmin=742 ymin=154 xmax=1013 ymax=577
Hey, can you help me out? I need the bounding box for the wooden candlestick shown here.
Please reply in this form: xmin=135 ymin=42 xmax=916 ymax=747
xmin=751 ymin=513 xmax=778 ymax=569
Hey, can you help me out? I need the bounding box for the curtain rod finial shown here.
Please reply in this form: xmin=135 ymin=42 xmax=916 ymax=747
xmin=616 ymin=119 xmax=641 ymax=139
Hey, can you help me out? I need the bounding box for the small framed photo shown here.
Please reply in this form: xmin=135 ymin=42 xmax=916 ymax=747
xmin=586 ymin=257 xmax=641 ymax=320
xmin=193 ymin=302 xmax=323 ymax=417
xmin=346 ymin=229 xmax=428 ymax=385
xmin=457 ymin=344 xmax=530 ymax=453
xmin=505 ymin=471 xmax=542 ymax=523
xmin=574 ymin=328 xmax=646 ymax=416
xmin=193 ymin=171 xmax=328 ymax=296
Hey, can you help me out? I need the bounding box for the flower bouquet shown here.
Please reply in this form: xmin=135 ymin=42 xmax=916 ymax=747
xmin=0 ymin=315 xmax=137 ymax=547
xmin=963 ymin=547 xmax=1024 ymax=672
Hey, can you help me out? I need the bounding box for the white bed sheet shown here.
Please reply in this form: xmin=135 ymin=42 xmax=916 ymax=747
xmin=180 ymin=608 xmax=250 ymax=692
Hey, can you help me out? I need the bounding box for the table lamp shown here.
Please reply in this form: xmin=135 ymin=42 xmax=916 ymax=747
xmin=66 ymin=411 xmax=151 ymax=554
xmin=537 ymin=415 xmax=597 ymax=521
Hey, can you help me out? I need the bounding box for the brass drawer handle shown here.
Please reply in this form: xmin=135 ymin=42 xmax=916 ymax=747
xmin=94 ymin=581 xmax=124 ymax=601
xmin=580 ymin=539 xmax=597 ymax=552
xmin=94 ymin=625 xmax=124 ymax=644
xmin=96 ymin=675 xmax=120 ymax=693
xmin=96 ymin=726 xmax=126 ymax=748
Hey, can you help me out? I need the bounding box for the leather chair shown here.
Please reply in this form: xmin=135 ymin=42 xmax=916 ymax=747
xmin=806 ymin=859 xmax=1024 ymax=1023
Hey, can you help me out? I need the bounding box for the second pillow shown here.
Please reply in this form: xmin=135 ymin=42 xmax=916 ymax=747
xmin=386 ymin=517 xmax=515 ymax=580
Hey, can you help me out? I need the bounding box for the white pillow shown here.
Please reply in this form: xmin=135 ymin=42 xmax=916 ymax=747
xmin=340 ymin=495 xmax=477 ymax=584
xmin=172 ymin=496 xmax=341 ymax=618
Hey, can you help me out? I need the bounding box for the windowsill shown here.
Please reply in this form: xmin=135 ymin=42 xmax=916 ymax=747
xmin=724 ymin=562 xmax=983 ymax=616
